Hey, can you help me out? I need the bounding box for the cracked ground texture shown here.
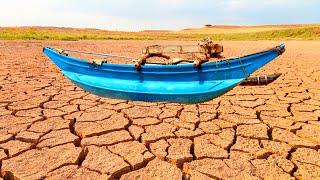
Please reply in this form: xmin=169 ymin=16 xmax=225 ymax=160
xmin=0 ymin=40 xmax=319 ymax=180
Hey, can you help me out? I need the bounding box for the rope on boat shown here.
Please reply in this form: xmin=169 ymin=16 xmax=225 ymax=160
xmin=238 ymin=57 xmax=249 ymax=78
xmin=58 ymin=48 xmax=136 ymax=60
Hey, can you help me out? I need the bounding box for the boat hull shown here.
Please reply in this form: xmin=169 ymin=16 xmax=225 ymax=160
xmin=43 ymin=44 xmax=284 ymax=103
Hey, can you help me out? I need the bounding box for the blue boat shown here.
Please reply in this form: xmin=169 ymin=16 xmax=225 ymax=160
xmin=43 ymin=44 xmax=285 ymax=104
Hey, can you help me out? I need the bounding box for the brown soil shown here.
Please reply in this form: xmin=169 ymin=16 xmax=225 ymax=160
xmin=0 ymin=40 xmax=319 ymax=179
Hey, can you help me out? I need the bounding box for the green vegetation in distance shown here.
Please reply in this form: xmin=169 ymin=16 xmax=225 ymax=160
xmin=0 ymin=26 xmax=319 ymax=41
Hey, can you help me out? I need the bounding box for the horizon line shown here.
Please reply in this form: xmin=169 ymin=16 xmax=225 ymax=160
xmin=1 ymin=23 xmax=319 ymax=32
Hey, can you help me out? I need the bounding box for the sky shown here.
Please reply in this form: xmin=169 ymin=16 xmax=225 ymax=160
xmin=0 ymin=0 xmax=319 ymax=31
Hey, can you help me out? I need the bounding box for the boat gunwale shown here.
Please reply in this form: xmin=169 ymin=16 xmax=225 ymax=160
xmin=43 ymin=44 xmax=284 ymax=71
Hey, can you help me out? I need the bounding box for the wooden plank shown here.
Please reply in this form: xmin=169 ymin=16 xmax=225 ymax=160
xmin=142 ymin=45 xmax=205 ymax=54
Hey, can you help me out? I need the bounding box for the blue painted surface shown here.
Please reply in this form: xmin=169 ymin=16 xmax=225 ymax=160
xmin=43 ymin=44 xmax=285 ymax=104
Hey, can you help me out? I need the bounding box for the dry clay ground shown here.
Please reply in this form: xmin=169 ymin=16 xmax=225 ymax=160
xmin=0 ymin=40 xmax=320 ymax=180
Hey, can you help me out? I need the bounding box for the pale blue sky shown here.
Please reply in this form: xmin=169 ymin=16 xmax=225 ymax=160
xmin=1 ymin=0 xmax=319 ymax=31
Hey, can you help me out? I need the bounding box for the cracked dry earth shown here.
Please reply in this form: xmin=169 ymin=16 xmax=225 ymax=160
xmin=0 ymin=40 xmax=319 ymax=180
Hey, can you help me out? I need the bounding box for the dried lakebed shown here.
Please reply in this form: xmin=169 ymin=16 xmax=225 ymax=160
xmin=0 ymin=40 xmax=319 ymax=179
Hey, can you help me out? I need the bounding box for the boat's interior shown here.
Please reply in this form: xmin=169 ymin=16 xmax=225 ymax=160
xmin=51 ymin=44 xmax=283 ymax=68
